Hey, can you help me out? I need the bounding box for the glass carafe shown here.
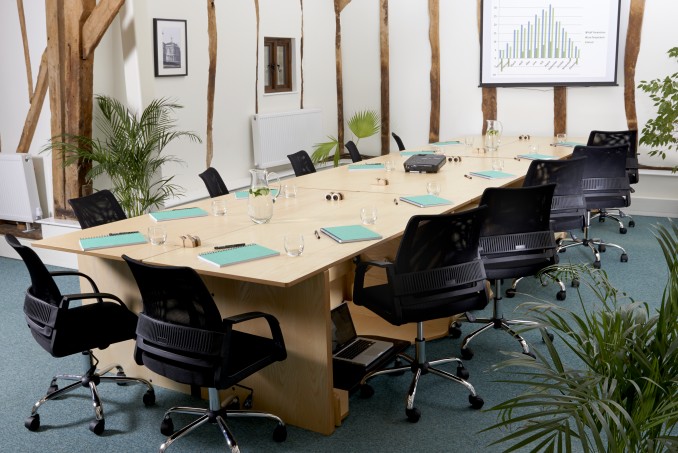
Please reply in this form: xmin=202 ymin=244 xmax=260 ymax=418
xmin=248 ymin=169 xmax=280 ymax=224
xmin=485 ymin=119 xmax=503 ymax=152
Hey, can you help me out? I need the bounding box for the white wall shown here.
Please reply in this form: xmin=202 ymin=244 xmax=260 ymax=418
xmin=1 ymin=0 xmax=676 ymax=221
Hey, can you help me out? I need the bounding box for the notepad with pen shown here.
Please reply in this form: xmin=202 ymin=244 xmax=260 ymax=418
xmin=79 ymin=231 xmax=147 ymax=251
xmin=400 ymin=151 xmax=436 ymax=156
xmin=197 ymin=243 xmax=280 ymax=267
xmin=348 ymin=163 xmax=385 ymax=171
xmin=469 ymin=170 xmax=515 ymax=179
xmin=517 ymin=153 xmax=556 ymax=160
xmin=399 ymin=195 xmax=453 ymax=207
xmin=320 ymin=225 xmax=382 ymax=243
xmin=430 ymin=140 xmax=462 ymax=146
xmin=552 ymin=141 xmax=585 ymax=147
xmin=149 ymin=207 xmax=209 ymax=222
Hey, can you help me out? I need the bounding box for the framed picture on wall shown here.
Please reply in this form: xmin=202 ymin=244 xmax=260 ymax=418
xmin=153 ymin=19 xmax=188 ymax=77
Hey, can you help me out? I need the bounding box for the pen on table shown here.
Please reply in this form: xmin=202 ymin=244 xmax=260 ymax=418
xmin=109 ymin=231 xmax=137 ymax=236
xmin=393 ymin=198 xmax=399 ymax=205
xmin=514 ymin=157 xmax=521 ymax=161
xmin=464 ymin=174 xmax=473 ymax=180
xmin=214 ymin=243 xmax=246 ymax=250
xmin=314 ymin=230 xmax=321 ymax=239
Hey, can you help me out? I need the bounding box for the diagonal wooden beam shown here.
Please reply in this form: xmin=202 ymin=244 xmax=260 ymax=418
xmin=81 ymin=0 xmax=125 ymax=59
xmin=17 ymin=0 xmax=34 ymax=100
xmin=17 ymin=49 xmax=49 ymax=153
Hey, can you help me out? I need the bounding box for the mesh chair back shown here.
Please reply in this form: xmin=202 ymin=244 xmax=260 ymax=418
xmin=573 ymin=145 xmax=631 ymax=209
xmin=479 ymin=184 xmax=556 ymax=237
xmin=5 ymin=234 xmax=62 ymax=305
xmin=287 ymin=150 xmax=316 ymax=176
xmin=199 ymin=167 xmax=229 ymax=198
xmin=392 ymin=132 xmax=406 ymax=151
xmin=68 ymin=189 xmax=127 ymax=229
xmin=345 ymin=141 xmax=362 ymax=162
xmin=587 ymin=129 xmax=639 ymax=184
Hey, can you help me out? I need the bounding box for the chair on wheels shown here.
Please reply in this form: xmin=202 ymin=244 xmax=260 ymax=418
xmin=460 ymin=184 xmax=558 ymax=359
xmin=345 ymin=140 xmax=363 ymax=162
xmin=391 ymin=132 xmax=406 ymax=151
xmin=586 ymin=129 xmax=638 ymax=232
xmin=198 ymin=167 xmax=229 ymax=198
xmin=353 ymin=206 xmax=489 ymax=423
xmin=287 ymin=150 xmax=316 ymax=176
xmin=5 ymin=234 xmax=155 ymax=435
xmin=68 ymin=189 xmax=127 ymax=228
xmin=518 ymin=156 xmax=588 ymax=295
xmin=563 ymin=145 xmax=630 ymax=268
xmin=122 ymin=255 xmax=288 ymax=453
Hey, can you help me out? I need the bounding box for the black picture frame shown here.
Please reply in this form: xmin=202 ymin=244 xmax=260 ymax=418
xmin=153 ymin=19 xmax=188 ymax=77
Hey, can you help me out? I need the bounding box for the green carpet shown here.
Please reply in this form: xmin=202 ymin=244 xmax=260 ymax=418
xmin=0 ymin=216 xmax=673 ymax=452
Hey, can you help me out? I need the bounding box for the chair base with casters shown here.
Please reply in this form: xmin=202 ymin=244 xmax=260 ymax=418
xmin=590 ymin=208 xmax=635 ymax=234
xmin=359 ymin=322 xmax=484 ymax=423
xmin=506 ymin=272 xmax=567 ymax=301
xmin=25 ymin=350 xmax=155 ymax=434
xmin=159 ymin=387 xmax=286 ymax=453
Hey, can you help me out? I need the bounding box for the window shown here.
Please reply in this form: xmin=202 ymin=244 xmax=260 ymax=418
xmin=264 ymin=37 xmax=292 ymax=93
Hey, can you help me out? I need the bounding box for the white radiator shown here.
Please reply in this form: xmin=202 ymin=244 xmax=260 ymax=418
xmin=0 ymin=153 xmax=42 ymax=223
xmin=251 ymin=109 xmax=324 ymax=169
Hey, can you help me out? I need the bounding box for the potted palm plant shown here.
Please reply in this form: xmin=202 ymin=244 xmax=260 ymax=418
xmin=45 ymin=95 xmax=201 ymax=217
xmin=483 ymin=222 xmax=678 ymax=452
xmin=311 ymin=109 xmax=380 ymax=166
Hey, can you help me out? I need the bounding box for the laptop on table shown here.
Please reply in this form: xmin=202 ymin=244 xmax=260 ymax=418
xmin=331 ymin=303 xmax=393 ymax=367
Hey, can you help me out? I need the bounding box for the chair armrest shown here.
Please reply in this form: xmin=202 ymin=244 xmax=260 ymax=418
xmin=59 ymin=292 xmax=127 ymax=309
xmin=51 ymin=270 xmax=101 ymax=293
xmin=222 ymin=311 xmax=286 ymax=354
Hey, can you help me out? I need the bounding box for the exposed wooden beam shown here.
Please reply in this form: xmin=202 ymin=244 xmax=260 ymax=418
xmin=206 ymin=0 xmax=217 ymax=168
xmin=428 ymin=0 xmax=440 ymax=143
xmin=336 ymin=0 xmax=351 ymax=14
xmin=554 ymin=86 xmax=567 ymax=136
xmin=81 ymin=0 xmax=124 ymax=59
xmin=254 ymin=0 xmax=260 ymax=114
xmin=300 ymin=0 xmax=305 ymax=109
xmin=478 ymin=0 xmax=496 ymax=134
xmin=334 ymin=0 xmax=348 ymax=149
xmin=379 ymin=0 xmax=389 ymax=154
xmin=17 ymin=0 xmax=34 ymax=100
xmin=17 ymin=49 xmax=49 ymax=153
xmin=624 ymin=0 xmax=645 ymax=131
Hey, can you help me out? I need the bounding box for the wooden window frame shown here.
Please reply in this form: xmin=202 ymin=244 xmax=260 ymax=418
xmin=264 ymin=37 xmax=293 ymax=93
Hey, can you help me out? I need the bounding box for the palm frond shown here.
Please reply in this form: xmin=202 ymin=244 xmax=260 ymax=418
xmin=347 ymin=109 xmax=381 ymax=140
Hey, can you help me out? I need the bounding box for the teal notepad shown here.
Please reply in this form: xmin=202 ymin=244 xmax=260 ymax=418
xmin=320 ymin=225 xmax=382 ymax=243
xmin=198 ymin=243 xmax=280 ymax=267
xmin=517 ymin=153 xmax=556 ymax=160
xmin=430 ymin=140 xmax=462 ymax=146
xmin=348 ymin=163 xmax=385 ymax=171
xmin=79 ymin=231 xmax=147 ymax=251
xmin=399 ymin=195 xmax=453 ymax=208
xmin=235 ymin=189 xmax=279 ymax=199
xmin=553 ymin=141 xmax=585 ymax=147
xmin=400 ymin=151 xmax=436 ymax=156
xmin=469 ymin=170 xmax=515 ymax=179
xmin=149 ymin=207 xmax=208 ymax=222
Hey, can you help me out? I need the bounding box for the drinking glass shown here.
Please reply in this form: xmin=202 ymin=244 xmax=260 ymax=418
xmin=492 ymin=159 xmax=505 ymax=171
xmin=529 ymin=144 xmax=539 ymax=154
xmin=426 ymin=181 xmax=441 ymax=196
xmin=464 ymin=136 xmax=474 ymax=148
xmin=148 ymin=226 xmax=167 ymax=246
xmin=384 ymin=160 xmax=395 ymax=172
xmin=211 ymin=199 xmax=227 ymax=216
xmin=284 ymin=234 xmax=304 ymax=257
xmin=556 ymin=133 xmax=567 ymax=144
xmin=360 ymin=206 xmax=378 ymax=225
xmin=283 ymin=184 xmax=297 ymax=199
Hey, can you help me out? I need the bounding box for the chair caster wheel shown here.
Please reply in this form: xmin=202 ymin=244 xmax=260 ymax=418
xmin=160 ymin=417 xmax=174 ymax=436
xmin=25 ymin=414 xmax=40 ymax=431
xmin=226 ymin=396 xmax=241 ymax=410
xmin=448 ymin=322 xmax=462 ymax=339
xmin=461 ymin=347 xmax=474 ymax=360
xmin=629 ymin=220 xmax=635 ymax=227
xmin=505 ymin=288 xmax=516 ymax=298
xmin=390 ymin=357 xmax=406 ymax=376
xmin=524 ymin=350 xmax=536 ymax=359
xmin=359 ymin=384 xmax=374 ymax=399
xmin=406 ymin=407 xmax=421 ymax=423
xmin=89 ymin=418 xmax=105 ymax=435
xmin=47 ymin=384 xmax=59 ymax=396
xmin=593 ymin=261 xmax=601 ymax=269
xmin=456 ymin=365 xmax=469 ymax=380
xmin=556 ymin=290 xmax=566 ymax=301
xmin=571 ymin=278 xmax=580 ymax=288
xmin=143 ymin=389 xmax=155 ymax=406
xmin=469 ymin=394 xmax=484 ymax=409
xmin=620 ymin=227 xmax=627 ymax=234
xmin=243 ymin=394 xmax=253 ymax=410
xmin=116 ymin=370 xmax=128 ymax=385
xmin=543 ymin=331 xmax=555 ymax=342
xmin=272 ymin=423 xmax=287 ymax=442
xmin=620 ymin=253 xmax=628 ymax=263
xmin=599 ymin=244 xmax=606 ymax=252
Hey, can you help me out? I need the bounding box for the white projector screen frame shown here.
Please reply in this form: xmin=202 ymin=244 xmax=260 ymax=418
xmin=480 ymin=0 xmax=621 ymax=87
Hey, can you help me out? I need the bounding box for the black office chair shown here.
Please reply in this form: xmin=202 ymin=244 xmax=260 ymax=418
xmin=287 ymin=150 xmax=316 ymax=176
xmin=68 ymin=189 xmax=127 ymax=229
xmin=5 ymin=234 xmax=155 ymax=434
xmin=391 ymin=132 xmax=406 ymax=151
xmin=353 ymin=207 xmax=489 ymax=422
xmin=122 ymin=255 xmax=287 ymax=452
xmin=459 ymin=184 xmax=558 ymax=359
xmin=345 ymin=140 xmax=363 ymax=162
xmin=564 ymin=145 xmax=630 ymax=268
xmin=198 ymin=167 xmax=229 ymax=198
xmin=587 ymin=129 xmax=638 ymax=232
xmin=518 ymin=156 xmax=588 ymax=296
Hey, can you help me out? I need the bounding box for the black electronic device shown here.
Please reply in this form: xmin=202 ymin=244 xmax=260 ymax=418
xmin=403 ymin=154 xmax=447 ymax=173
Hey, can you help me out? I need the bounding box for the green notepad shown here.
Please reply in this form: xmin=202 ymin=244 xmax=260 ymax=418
xmin=553 ymin=141 xmax=585 ymax=147
xmin=320 ymin=225 xmax=382 ymax=243
xmin=79 ymin=232 xmax=147 ymax=251
xmin=399 ymin=195 xmax=453 ymax=207
xmin=149 ymin=207 xmax=208 ymax=222
xmin=348 ymin=163 xmax=385 ymax=171
xmin=517 ymin=153 xmax=556 ymax=160
xmin=430 ymin=140 xmax=462 ymax=146
xmin=469 ymin=170 xmax=515 ymax=179
xmin=198 ymin=243 xmax=280 ymax=267
xmin=400 ymin=151 xmax=436 ymax=156
xmin=235 ymin=189 xmax=279 ymax=199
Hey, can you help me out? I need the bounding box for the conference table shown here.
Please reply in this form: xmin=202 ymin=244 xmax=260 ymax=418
xmin=33 ymin=136 xmax=578 ymax=435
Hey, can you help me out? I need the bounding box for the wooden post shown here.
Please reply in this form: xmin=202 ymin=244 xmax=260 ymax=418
xmin=379 ymin=0 xmax=389 ymax=154
xmin=428 ymin=0 xmax=440 ymax=143
xmin=477 ymin=0 xmax=496 ymax=135
xmin=624 ymin=0 xmax=645 ymax=131
xmin=554 ymin=86 xmax=567 ymax=136
xmin=334 ymin=0 xmax=351 ymax=151
xmin=206 ymin=0 xmax=217 ymax=168
xmin=300 ymin=0 xmax=305 ymax=110
xmin=254 ymin=0 xmax=260 ymax=114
